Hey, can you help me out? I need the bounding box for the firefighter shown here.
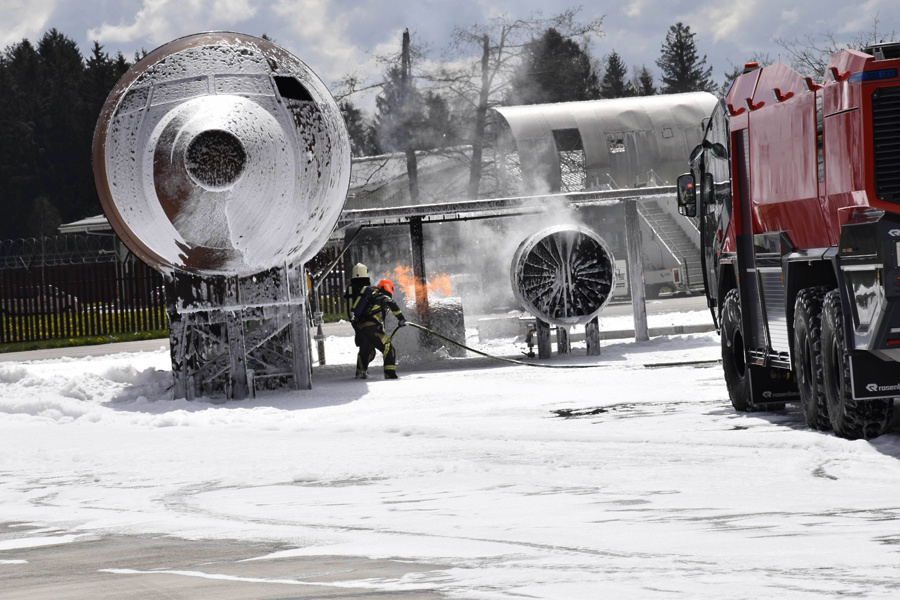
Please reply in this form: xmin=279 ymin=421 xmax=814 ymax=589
xmin=344 ymin=263 xmax=407 ymax=379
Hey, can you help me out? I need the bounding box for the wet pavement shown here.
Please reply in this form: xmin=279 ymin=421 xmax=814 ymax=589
xmin=0 ymin=523 xmax=452 ymax=600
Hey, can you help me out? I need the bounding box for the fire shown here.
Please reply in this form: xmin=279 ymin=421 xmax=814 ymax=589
xmin=429 ymin=272 xmax=452 ymax=297
xmin=386 ymin=264 xmax=452 ymax=300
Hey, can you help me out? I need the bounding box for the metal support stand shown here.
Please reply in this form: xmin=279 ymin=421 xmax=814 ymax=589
xmin=166 ymin=265 xmax=314 ymax=400
xmin=226 ymin=311 xmax=250 ymax=399
xmin=313 ymin=312 xmax=326 ymax=366
xmin=536 ymin=319 xmax=551 ymax=359
xmin=557 ymin=327 xmax=570 ymax=354
xmin=624 ymin=198 xmax=650 ymax=342
xmin=310 ymin=283 xmax=326 ymax=366
xmin=409 ymin=216 xmax=430 ymax=325
xmin=288 ymin=266 xmax=312 ymax=391
xmin=225 ymin=277 xmax=249 ymax=399
xmin=586 ymin=316 xmax=601 ymax=356
xmin=409 ymin=215 xmax=437 ymax=351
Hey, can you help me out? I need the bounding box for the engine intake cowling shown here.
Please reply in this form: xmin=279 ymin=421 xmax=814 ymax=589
xmin=511 ymin=225 xmax=616 ymax=327
xmin=92 ymin=32 xmax=351 ymax=277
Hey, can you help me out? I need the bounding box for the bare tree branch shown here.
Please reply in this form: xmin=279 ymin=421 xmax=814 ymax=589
xmin=774 ymin=14 xmax=896 ymax=79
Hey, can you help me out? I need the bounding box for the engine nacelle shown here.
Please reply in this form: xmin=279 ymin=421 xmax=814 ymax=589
xmin=511 ymin=225 xmax=616 ymax=327
xmin=93 ymin=32 xmax=351 ymax=276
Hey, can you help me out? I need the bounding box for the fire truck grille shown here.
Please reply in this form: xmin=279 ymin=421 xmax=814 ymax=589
xmin=872 ymin=86 xmax=900 ymax=202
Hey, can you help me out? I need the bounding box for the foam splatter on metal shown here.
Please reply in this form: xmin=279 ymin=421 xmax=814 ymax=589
xmin=93 ymin=32 xmax=351 ymax=276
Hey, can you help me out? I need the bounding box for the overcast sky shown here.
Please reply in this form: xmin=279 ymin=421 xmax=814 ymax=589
xmin=2 ymin=0 xmax=898 ymax=108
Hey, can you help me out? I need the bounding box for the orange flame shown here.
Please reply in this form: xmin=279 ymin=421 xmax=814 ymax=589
xmin=386 ymin=264 xmax=452 ymax=300
xmin=429 ymin=272 xmax=452 ymax=297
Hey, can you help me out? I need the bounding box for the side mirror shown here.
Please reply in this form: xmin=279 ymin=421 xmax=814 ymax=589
xmin=676 ymin=173 xmax=697 ymax=218
xmin=689 ymin=144 xmax=704 ymax=162
xmin=690 ymin=140 xmax=728 ymax=163
xmin=708 ymin=142 xmax=728 ymax=161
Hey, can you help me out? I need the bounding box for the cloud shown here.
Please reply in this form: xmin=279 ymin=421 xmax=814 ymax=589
xmin=86 ymin=0 xmax=258 ymax=45
xmin=271 ymin=0 xmax=362 ymax=78
xmin=0 ymin=0 xmax=56 ymax=48
xmin=780 ymin=9 xmax=799 ymax=24
xmin=622 ymin=1 xmax=645 ymax=19
xmin=696 ymin=1 xmax=761 ymax=44
xmin=836 ymin=0 xmax=883 ymax=35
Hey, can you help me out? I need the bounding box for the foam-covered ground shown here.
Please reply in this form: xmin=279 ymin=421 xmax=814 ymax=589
xmin=2 ymin=319 xmax=900 ymax=599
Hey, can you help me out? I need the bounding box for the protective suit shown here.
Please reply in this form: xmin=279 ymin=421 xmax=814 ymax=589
xmin=344 ymin=265 xmax=407 ymax=379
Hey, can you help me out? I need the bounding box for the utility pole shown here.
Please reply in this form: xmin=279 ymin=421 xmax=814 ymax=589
xmin=400 ymin=29 xmax=419 ymax=202
xmin=401 ymin=29 xmax=429 ymax=331
xmin=468 ymin=34 xmax=490 ymax=199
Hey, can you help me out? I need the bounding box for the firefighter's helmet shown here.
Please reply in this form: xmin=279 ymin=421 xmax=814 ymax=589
xmin=351 ymin=263 xmax=368 ymax=279
xmin=377 ymin=279 xmax=394 ymax=295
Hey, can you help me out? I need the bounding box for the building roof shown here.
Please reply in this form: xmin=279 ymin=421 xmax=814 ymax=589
xmin=57 ymin=214 xmax=116 ymax=235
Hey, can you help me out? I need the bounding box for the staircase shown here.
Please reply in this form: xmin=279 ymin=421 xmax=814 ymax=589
xmin=637 ymin=200 xmax=705 ymax=293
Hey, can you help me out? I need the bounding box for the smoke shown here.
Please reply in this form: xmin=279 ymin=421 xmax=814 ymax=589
xmin=347 ymin=139 xmax=614 ymax=320
xmin=449 ymin=196 xmax=606 ymax=317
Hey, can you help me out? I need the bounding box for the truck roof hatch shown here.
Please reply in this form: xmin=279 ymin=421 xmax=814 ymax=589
xmin=863 ymin=43 xmax=900 ymax=61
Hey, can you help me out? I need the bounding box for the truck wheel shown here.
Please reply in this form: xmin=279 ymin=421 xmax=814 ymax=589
xmin=721 ymin=288 xmax=758 ymax=412
xmin=821 ymin=290 xmax=893 ymax=439
xmin=793 ymin=287 xmax=831 ymax=430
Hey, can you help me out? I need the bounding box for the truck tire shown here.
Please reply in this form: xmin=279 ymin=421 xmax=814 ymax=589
xmin=821 ymin=290 xmax=893 ymax=439
xmin=793 ymin=287 xmax=831 ymax=430
xmin=721 ymin=288 xmax=758 ymax=412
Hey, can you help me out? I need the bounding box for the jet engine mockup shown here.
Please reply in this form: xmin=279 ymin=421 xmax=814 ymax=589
xmin=93 ymin=31 xmax=351 ymax=277
xmin=93 ymin=32 xmax=351 ymax=399
xmin=511 ymin=225 xmax=616 ymax=328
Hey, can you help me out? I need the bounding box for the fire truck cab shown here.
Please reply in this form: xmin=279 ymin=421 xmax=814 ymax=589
xmin=677 ymin=43 xmax=900 ymax=439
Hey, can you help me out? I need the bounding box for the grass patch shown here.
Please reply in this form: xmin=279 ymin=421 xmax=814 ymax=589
xmin=0 ymin=306 xmax=168 ymax=349
xmin=0 ymin=329 xmax=169 ymax=354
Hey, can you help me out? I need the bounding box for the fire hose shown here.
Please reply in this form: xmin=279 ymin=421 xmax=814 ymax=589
xmin=398 ymin=322 xmax=604 ymax=369
xmin=390 ymin=323 xmax=722 ymax=370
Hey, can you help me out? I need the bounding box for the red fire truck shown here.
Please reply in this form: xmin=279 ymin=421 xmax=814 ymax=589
xmin=677 ymin=43 xmax=900 ymax=439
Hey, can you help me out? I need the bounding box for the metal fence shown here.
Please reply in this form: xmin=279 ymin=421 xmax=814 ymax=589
xmin=0 ymin=253 xmax=166 ymax=345
xmin=0 ymin=234 xmax=350 ymax=344
xmin=306 ymin=244 xmax=349 ymax=319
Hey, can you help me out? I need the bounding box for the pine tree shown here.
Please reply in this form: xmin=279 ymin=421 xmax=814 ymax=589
xmin=509 ymin=28 xmax=600 ymax=105
xmin=599 ymin=51 xmax=634 ymax=98
xmin=371 ymin=67 xmax=456 ymax=154
xmin=26 ymin=196 xmax=63 ymax=238
xmin=36 ymin=29 xmax=94 ymax=224
xmin=0 ymin=30 xmax=134 ymax=238
xmin=655 ymin=22 xmax=714 ymax=94
xmin=419 ymin=91 xmax=456 ymax=149
xmin=0 ymin=40 xmax=44 ymax=239
xmin=636 ymin=66 xmax=656 ymax=96
xmin=339 ymin=100 xmax=375 ymax=157
xmin=372 ymin=65 xmax=425 ymax=154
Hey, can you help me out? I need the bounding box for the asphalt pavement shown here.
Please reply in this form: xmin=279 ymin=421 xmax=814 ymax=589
xmin=0 ymin=523 xmax=451 ymax=600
